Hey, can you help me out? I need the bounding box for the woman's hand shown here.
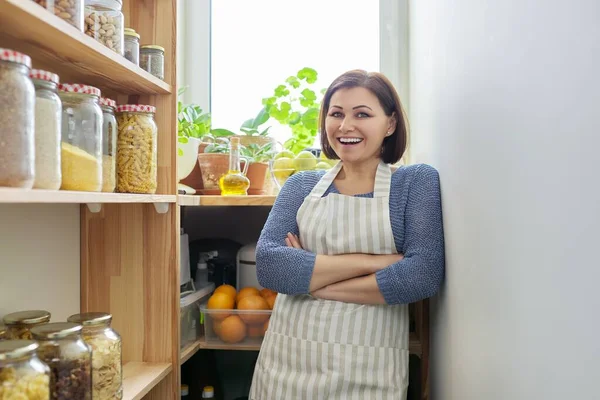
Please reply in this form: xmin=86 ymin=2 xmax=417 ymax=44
xmin=285 ymin=232 xmax=303 ymax=249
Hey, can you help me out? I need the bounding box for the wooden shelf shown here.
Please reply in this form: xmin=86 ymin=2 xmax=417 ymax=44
xmin=0 ymin=188 xmax=176 ymax=204
xmin=178 ymin=195 xmax=277 ymax=207
xmin=122 ymin=362 xmax=172 ymax=400
xmin=0 ymin=0 xmax=171 ymax=95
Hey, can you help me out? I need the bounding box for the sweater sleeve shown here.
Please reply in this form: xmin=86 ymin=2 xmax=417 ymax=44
xmin=255 ymin=173 xmax=317 ymax=295
xmin=375 ymin=164 xmax=445 ymax=304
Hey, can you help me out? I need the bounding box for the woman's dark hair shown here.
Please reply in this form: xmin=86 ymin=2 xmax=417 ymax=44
xmin=319 ymin=69 xmax=408 ymax=164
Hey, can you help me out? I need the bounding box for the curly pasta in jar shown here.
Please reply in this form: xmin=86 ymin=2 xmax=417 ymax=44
xmin=115 ymin=105 xmax=157 ymax=194
xmin=0 ymin=340 xmax=51 ymax=400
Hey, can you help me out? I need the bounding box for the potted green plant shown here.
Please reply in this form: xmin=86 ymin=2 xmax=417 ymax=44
xmin=241 ymin=142 xmax=275 ymax=195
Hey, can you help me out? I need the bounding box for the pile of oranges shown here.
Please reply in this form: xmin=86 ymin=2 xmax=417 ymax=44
xmin=206 ymin=284 xmax=278 ymax=344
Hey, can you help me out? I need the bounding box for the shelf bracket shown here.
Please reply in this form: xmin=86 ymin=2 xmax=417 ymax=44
xmin=86 ymin=203 xmax=102 ymax=213
xmin=153 ymin=203 xmax=169 ymax=214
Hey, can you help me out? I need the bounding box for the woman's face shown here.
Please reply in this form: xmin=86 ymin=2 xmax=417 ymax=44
xmin=325 ymin=87 xmax=396 ymax=165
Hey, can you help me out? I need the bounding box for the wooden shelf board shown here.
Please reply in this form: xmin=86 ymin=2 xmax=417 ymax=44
xmin=180 ymin=341 xmax=202 ymax=365
xmin=122 ymin=361 xmax=172 ymax=400
xmin=0 ymin=188 xmax=176 ymax=204
xmin=178 ymin=195 xmax=276 ymax=207
xmin=0 ymin=0 xmax=171 ymax=95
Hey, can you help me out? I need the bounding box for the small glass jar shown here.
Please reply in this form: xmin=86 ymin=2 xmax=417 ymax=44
xmin=31 ymin=322 xmax=92 ymax=400
xmin=0 ymin=340 xmax=50 ymax=400
xmin=100 ymin=97 xmax=117 ymax=192
xmin=0 ymin=48 xmax=35 ymax=189
xmin=124 ymin=28 xmax=140 ymax=66
xmin=140 ymin=45 xmax=165 ymax=80
xmin=31 ymin=69 xmax=62 ymax=190
xmin=33 ymin=0 xmax=85 ymax=31
xmin=116 ymin=104 xmax=158 ymax=194
xmin=84 ymin=0 xmax=124 ymax=55
xmin=2 ymin=310 xmax=51 ymax=340
xmin=0 ymin=324 xmax=7 ymax=341
xmin=59 ymin=83 xmax=103 ymax=192
xmin=67 ymin=312 xmax=122 ymax=400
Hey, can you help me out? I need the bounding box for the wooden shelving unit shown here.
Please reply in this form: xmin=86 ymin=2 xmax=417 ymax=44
xmin=0 ymin=188 xmax=176 ymax=204
xmin=122 ymin=362 xmax=173 ymax=400
xmin=178 ymin=194 xmax=276 ymax=207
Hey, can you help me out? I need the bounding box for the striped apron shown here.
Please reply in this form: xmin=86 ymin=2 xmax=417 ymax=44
xmin=250 ymin=161 xmax=409 ymax=400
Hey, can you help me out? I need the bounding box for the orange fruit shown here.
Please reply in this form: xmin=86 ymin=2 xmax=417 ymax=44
xmin=218 ymin=315 xmax=246 ymax=344
xmin=213 ymin=320 xmax=223 ymax=337
xmin=207 ymin=292 xmax=235 ymax=320
xmin=236 ymin=287 xmax=261 ymax=304
xmin=247 ymin=324 xmax=264 ymax=338
xmin=237 ymin=295 xmax=270 ymax=325
xmin=214 ymin=284 xmax=237 ymax=300
xmin=260 ymin=288 xmax=277 ymax=299
xmin=266 ymin=294 xmax=277 ymax=310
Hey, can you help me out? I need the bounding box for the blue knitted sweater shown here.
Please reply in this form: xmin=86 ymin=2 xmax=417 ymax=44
xmin=256 ymin=163 xmax=445 ymax=305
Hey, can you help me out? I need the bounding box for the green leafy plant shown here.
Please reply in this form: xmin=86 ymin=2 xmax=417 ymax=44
xmin=241 ymin=142 xmax=275 ymax=163
xmin=262 ymin=67 xmax=325 ymax=154
xmin=177 ymin=87 xmax=211 ymax=140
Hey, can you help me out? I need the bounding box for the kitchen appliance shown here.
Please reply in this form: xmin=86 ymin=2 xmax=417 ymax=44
xmin=236 ymin=243 xmax=261 ymax=290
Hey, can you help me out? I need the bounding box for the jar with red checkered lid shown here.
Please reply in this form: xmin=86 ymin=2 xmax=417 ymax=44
xmin=0 ymin=48 xmax=35 ymax=188
xmin=31 ymin=69 xmax=62 ymax=190
xmin=99 ymin=97 xmax=117 ymax=192
xmin=115 ymin=104 xmax=158 ymax=194
xmin=58 ymin=83 xmax=103 ymax=192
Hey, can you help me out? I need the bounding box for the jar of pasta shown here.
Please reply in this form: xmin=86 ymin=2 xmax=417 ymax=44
xmin=0 ymin=340 xmax=50 ymax=400
xmin=59 ymin=83 xmax=102 ymax=192
xmin=2 ymin=310 xmax=51 ymax=340
xmin=31 ymin=69 xmax=62 ymax=190
xmin=0 ymin=48 xmax=35 ymax=189
xmin=84 ymin=0 xmax=124 ymax=55
xmin=68 ymin=312 xmax=122 ymax=399
xmin=100 ymin=97 xmax=117 ymax=192
xmin=116 ymin=104 xmax=158 ymax=194
xmin=33 ymin=0 xmax=84 ymax=31
xmin=31 ymin=322 xmax=92 ymax=400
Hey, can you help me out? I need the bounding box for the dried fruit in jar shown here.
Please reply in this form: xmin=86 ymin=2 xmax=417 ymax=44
xmin=33 ymin=0 xmax=84 ymax=30
xmin=0 ymin=367 xmax=50 ymax=400
xmin=85 ymin=333 xmax=122 ymax=399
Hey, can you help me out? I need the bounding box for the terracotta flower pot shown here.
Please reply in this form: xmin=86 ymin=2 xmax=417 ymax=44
xmin=197 ymin=153 xmax=229 ymax=195
xmin=246 ymin=162 xmax=269 ymax=195
xmin=180 ymin=142 xmax=209 ymax=191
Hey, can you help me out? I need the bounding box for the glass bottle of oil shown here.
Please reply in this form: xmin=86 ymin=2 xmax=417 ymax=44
xmin=219 ymin=137 xmax=250 ymax=196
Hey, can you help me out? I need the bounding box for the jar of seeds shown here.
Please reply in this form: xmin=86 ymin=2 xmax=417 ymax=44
xmin=124 ymin=28 xmax=140 ymax=66
xmin=33 ymin=0 xmax=84 ymax=31
xmin=84 ymin=0 xmax=124 ymax=55
xmin=140 ymin=45 xmax=165 ymax=80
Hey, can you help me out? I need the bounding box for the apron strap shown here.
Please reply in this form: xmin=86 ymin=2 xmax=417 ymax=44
xmin=307 ymin=160 xmax=392 ymax=198
xmin=308 ymin=161 xmax=342 ymax=198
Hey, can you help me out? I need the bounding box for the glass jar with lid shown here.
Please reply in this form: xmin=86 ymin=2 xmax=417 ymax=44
xmin=31 ymin=322 xmax=92 ymax=400
xmin=0 ymin=324 xmax=7 ymax=341
xmin=59 ymin=83 xmax=103 ymax=192
xmin=140 ymin=45 xmax=165 ymax=80
xmin=84 ymin=0 xmax=124 ymax=55
xmin=0 ymin=340 xmax=50 ymax=399
xmin=0 ymin=48 xmax=35 ymax=189
xmin=116 ymin=104 xmax=158 ymax=194
xmin=31 ymin=69 xmax=63 ymax=190
xmin=124 ymin=28 xmax=140 ymax=65
xmin=2 ymin=310 xmax=51 ymax=340
xmin=99 ymin=97 xmax=117 ymax=192
xmin=67 ymin=312 xmax=122 ymax=400
xmin=34 ymin=0 xmax=84 ymax=31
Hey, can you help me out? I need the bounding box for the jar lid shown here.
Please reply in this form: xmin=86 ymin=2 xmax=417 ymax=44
xmin=99 ymin=97 xmax=117 ymax=109
xmin=30 ymin=322 xmax=82 ymax=340
xmin=30 ymin=69 xmax=60 ymax=84
xmin=203 ymin=386 xmax=214 ymax=393
xmin=0 ymin=48 xmax=32 ymax=68
xmin=181 ymin=384 xmax=189 ymax=395
xmin=59 ymin=83 xmax=101 ymax=97
xmin=124 ymin=28 xmax=141 ymax=39
xmin=141 ymin=45 xmax=165 ymax=52
xmin=67 ymin=312 xmax=112 ymax=327
xmin=0 ymin=340 xmax=39 ymax=360
xmin=3 ymin=310 xmax=51 ymax=325
xmin=116 ymin=104 xmax=156 ymax=114
xmin=0 ymin=323 xmax=6 ymax=335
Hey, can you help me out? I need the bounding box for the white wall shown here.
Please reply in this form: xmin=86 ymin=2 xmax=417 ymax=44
xmin=409 ymin=1 xmax=600 ymax=398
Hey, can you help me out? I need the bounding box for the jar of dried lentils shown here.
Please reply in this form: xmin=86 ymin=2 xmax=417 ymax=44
xmin=68 ymin=312 xmax=122 ymax=400
xmin=84 ymin=0 xmax=124 ymax=55
xmin=140 ymin=45 xmax=165 ymax=80
xmin=59 ymin=83 xmax=102 ymax=192
xmin=0 ymin=340 xmax=50 ymax=400
xmin=31 ymin=69 xmax=62 ymax=190
xmin=31 ymin=322 xmax=92 ymax=400
xmin=100 ymin=97 xmax=117 ymax=192
xmin=2 ymin=310 xmax=51 ymax=340
xmin=33 ymin=0 xmax=84 ymax=31
xmin=0 ymin=48 xmax=35 ymax=189
xmin=116 ymin=104 xmax=158 ymax=194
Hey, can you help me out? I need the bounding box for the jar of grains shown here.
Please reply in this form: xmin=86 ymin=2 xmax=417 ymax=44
xmin=0 ymin=340 xmax=50 ymax=400
xmin=31 ymin=69 xmax=62 ymax=190
xmin=116 ymin=104 xmax=158 ymax=194
xmin=33 ymin=0 xmax=84 ymax=31
xmin=124 ymin=28 xmax=140 ymax=65
xmin=100 ymin=97 xmax=117 ymax=192
xmin=140 ymin=45 xmax=165 ymax=80
xmin=31 ymin=323 xmax=92 ymax=400
xmin=84 ymin=0 xmax=124 ymax=55
xmin=68 ymin=312 xmax=122 ymax=400
xmin=0 ymin=48 xmax=35 ymax=189
xmin=3 ymin=310 xmax=51 ymax=340
xmin=59 ymin=83 xmax=103 ymax=192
